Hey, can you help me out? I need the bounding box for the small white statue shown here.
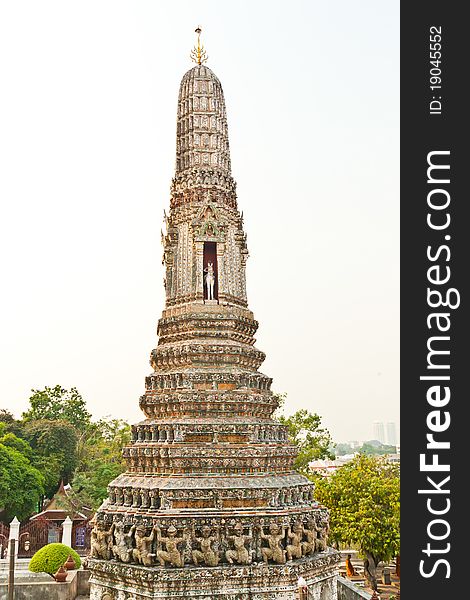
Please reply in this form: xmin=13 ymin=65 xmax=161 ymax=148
xmin=205 ymin=262 xmax=215 ymax=300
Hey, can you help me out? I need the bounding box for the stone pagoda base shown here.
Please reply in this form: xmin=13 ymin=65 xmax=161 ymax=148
xmin=89 ymin=549 xmax=339 ymax=600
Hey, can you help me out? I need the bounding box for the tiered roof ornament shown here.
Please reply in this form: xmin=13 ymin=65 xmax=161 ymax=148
xmin=88 ymin=29 xmax=339 ymax=600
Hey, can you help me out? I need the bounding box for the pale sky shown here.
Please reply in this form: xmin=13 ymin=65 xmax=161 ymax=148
xmin=0 ymin=1 xmax=399 ymax=443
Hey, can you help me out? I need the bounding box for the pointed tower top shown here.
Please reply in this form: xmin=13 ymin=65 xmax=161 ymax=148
xmin=190 ymin=26 xmax=208 ymax=65
xmin=175 ymin=62 xmax=232 ymax=177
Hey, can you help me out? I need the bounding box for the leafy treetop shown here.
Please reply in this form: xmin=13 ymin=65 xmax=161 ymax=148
xmin=22 ymin=385 xmax=92 ymax=430
xmin=278 ymin=408 xmax=335 ymax=473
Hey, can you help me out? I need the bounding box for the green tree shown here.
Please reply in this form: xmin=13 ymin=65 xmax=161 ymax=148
xmin=0 ymin=409 xmax=24 ymax=437
xmin=0 ymin=432 xmax=34 ymax=461
xmin=335 ymin=443 xmax=354 ymax=456
xmin=23 ymin=419 xmax=79 ymax=496
xmin=278 ymin=409 xmax=334 ymax=473
xmin=314 ymin=454 xmax=400 ymax=590
xmin=0 ymin=409 xmax=16 ymax=424
xmin=68 ymin=417 xmax=131 ymax=510
xmin=70 ymin=461 xmax=125 ymax=510
xmin=0 ymin=442 xmax=44 ymax=520
xmin=22 ymin=386 xmax=91 ymax=430
xmin=359 ymin=442 xmax=397 ymax=456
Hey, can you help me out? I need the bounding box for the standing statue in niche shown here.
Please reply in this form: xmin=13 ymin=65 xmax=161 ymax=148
xmin=204 ymin=261 xmax=215 ymax=300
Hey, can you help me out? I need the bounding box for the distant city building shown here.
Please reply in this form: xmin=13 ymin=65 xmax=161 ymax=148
xmin=373 ymin=421 xmax=386 ymax=444
xmin=387 ymin=422 xmax=397 ymax=446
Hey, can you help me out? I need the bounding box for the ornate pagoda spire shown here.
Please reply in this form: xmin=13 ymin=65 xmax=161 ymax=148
xmin=88 ymin=31 xmax=339 ymax=600
xmin=164 ymin=52 xmax=244 ymax=309
xmin=175 ymin=61 xmax=231 ymax=178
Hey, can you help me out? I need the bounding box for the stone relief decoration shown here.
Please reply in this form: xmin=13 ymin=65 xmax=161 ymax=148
xmin=193 ymin=199 xmax=226 ymax=241
xmin=91 ymin=522 xmax=114 ymax=561
xmin=90 ymin=511 xmax=330 ymax=569
xmin=286 ymin=522 xmax=304 ymax=561
xmin=111 ymin=521 xmax=133 ymax=563
xmin=156 ymin=525 xmax=185 ymax=567
xmin=259 ymin=523 xmax=287 ymax=565
xmin=132 ymin=525 xmax=155 ymax=567
xmin=301 ymin=518 xmax=317 ymax=557
xmin=225 ymin=522 xmax=252 ymax=565
xmin=191 ymin=525 xmax=220 ymax=566
xmin=314 ymin=514 xmax=330 ymax=553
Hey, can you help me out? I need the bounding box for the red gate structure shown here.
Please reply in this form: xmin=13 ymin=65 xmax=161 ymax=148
xmin=0 ymin=522 xmax=9 ymax=559
xmin=15 ymin=516 xmax=92 ymax=558
xmin=17 ymin=516 xmax=62 ymax=558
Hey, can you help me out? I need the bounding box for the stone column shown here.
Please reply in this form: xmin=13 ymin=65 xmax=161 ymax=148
xmin=240 ymin=253 xmax=248 ymax=302
xmin=216 ymin=242 xmax=225 ymax=302
xmin=195 ymin=242 xmax=204 ymax=301
xmin=9 ymin=517 xmax=20 ymax=559
xmin=62 ymin=516 xmax=73 ymax=548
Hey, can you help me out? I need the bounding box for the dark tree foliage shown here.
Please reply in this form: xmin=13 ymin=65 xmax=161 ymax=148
xmin=70 ymin=417 xmax=131 ymax=510
xmin=22 ymin=386 xmax=92 ymax=430
xmin=0 ymin=409 xmax=24 ymax=437
xmin=0 ymin=441 xmax=44 ymax=520
xmin=23 ymin=419 xmax=79 ymax=495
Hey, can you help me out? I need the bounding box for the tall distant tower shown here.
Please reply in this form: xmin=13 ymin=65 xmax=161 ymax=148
xmin=386 ymin=422 xmax=397 ymax=446
xmin=373 ymin=421 xmax=386 ymax=444
xmin=88 ymin=30 xmax=339 ymax=600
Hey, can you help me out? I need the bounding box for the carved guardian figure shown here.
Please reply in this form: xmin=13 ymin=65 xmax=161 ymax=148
xmin=225 ymin=522 xmax=252 ymax=565
xmin=132 ymin=525 xmax=156 ymax=566
xmin=156 ymin=525 xmax=184 ymax=567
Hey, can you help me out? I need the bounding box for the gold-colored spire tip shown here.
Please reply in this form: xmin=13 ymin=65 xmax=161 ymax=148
xmin=190 ymin=26 xmax=208 ymax=65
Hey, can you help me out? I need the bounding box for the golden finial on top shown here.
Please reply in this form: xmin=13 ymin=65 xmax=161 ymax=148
xmin=190 ymin=26 xmax=208 ymax=65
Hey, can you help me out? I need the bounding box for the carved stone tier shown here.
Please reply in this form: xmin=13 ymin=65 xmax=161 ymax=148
xmin=170 ymin=170 xmax=237 ymax=203
xmin=130 ymin=418 xmax=289 ymax=444
xmin=90 ymin=505 xmax=335 ymax=593
xmin=139 ymin=390 xmax=277 ymax=419
xmin=89 ymin=59 xmax=338 ymax=600
xmin=150 ymin=343 xmax=265 ymax=371
xmin=143 ymin=373 xmax=272 ymax=392
xmin=122 ymin=443 xmax=296 ymax=474
xmin=106 ymin=473 xmax=316 ymax=512
xmin=89 ymin=550 xmax=339 ymax=600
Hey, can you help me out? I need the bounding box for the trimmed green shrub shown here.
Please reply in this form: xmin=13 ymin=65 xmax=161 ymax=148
xmin=29 ymin=543 xmax=81 ymax=575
